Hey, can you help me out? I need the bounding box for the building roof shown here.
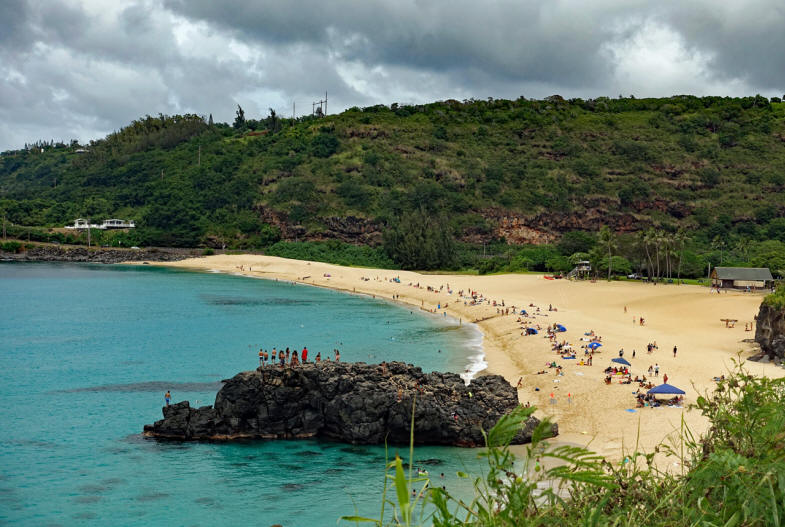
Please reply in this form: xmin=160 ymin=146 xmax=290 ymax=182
xmin=713 ymin=267 xmax=773 ymax=281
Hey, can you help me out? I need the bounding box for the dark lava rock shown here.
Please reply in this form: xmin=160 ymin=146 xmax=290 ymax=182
xmin=0 ymin=245 xmax=195 ymax=264
xmin=143 ymin=362 xmax=557 ymax=447
xmin=755 ymin=303 xmax=785 ymax=361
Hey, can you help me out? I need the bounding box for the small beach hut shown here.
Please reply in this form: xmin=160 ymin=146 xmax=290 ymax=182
xmin=611 ymin=357 xmax=631 ymax=367
xmin=710 ymin=267 xmax=773 ymax=290
xmin=647 ymin=383 xmax=685 ymax=395
xmin=555 ymin=324 xmax=567 ymax=332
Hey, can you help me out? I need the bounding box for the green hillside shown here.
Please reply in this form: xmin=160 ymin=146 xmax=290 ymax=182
xmin=1 ymin=95 xmax=784 ymax=274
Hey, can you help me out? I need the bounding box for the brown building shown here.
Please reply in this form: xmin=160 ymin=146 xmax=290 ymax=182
xmin=710 ymin=267 xmax=773 ymax=290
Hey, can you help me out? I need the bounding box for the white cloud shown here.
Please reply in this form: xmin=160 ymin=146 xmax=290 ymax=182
xmin=2 ymin=0 xmax=784 ymax=151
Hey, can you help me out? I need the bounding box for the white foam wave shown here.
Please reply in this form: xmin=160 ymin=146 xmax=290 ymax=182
xmin=459 ymin=323 xmax=486 ymax=385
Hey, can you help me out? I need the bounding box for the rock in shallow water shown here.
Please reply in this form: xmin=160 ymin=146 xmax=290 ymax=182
xmin=143 ymin=362 xmax=557 ymax=447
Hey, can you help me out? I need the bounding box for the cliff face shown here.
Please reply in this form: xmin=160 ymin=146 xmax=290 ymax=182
xmin=755 ymin=303 xmax=785 ymax=360
xmin=143 ymin=362 xmax=556 ymax=447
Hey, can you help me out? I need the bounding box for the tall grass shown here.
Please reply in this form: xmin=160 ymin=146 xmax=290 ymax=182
xmin=343 ymin=359 xmax=785 ymax=526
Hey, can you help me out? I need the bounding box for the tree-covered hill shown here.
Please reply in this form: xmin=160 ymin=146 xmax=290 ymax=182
xmin=1 ymin=95 xmax=784 ymax=273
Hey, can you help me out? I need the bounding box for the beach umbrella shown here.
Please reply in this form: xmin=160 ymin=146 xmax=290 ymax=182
xmin=526 ymin=327 xmax=538 ymax=335
xmin=588 ymin=342 xmax=602 ymax=350
xmin=647 ymin=383 xmax=685 ymax=395
xmin=555 ymin=324 xmax=567 ymax=332
xmin=611 ymin=357 xmax=631 ymax=366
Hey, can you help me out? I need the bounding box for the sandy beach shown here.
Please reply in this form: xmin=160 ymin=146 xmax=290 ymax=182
xmin=154 ymin=254 xmax=784 ymax=465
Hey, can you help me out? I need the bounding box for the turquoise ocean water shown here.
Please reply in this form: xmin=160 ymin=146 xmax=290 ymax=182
xmin=0 ymin=263 xmax=487 ymax=525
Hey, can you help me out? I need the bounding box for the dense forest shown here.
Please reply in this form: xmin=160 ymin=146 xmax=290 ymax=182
xmin=1 ymin=95 xmax=784 ymax=276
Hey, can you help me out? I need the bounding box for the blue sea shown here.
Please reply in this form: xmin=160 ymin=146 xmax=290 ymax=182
xmin=0 ymin=263 xmax=488 ymax=525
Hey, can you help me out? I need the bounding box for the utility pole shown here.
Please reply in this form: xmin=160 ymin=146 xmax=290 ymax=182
xmin=324 ymin=91 xmax=327 ymax=116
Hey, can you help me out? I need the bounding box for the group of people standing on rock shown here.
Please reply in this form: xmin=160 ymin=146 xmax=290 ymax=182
xmin=257 ymin=346 xmax=340 ymax=368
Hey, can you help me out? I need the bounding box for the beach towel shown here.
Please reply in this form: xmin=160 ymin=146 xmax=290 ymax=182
xmin=625 ymin=409 xmax=637 ymax=413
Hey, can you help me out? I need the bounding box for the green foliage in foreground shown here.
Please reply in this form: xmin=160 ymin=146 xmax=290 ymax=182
xmin=763 ymin=286 xmax=785 ymax=310
xmin=343 ymin=360 xmax=785 ymax=526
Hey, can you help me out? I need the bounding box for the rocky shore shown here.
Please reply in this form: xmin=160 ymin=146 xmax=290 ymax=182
xmin=755 ymin=302 xmax=785 ymax=361
xmin=0 ymin=244 xmax=195 ymax=264
xmin=144 ymin=361 xmax=556 ymax=446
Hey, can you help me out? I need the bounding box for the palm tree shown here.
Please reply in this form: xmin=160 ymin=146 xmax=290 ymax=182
xmin=735 ymin=238 xmax=751 ymax=263
xmin=674 ymin=229 xmax=689 ymax=282
xmin=711 ymin=236 xmax=727 ymax=266
xmin=640 ymin=228 xmax=656 ymax=280
xmin=598 ymin=226 xmax=617 ymax=281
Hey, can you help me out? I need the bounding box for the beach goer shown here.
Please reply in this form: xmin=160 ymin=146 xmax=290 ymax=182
xmin=165 ymin=390 xmax=171 ymax=406
xmin=567 ymin=392 xmax=571 ymax=405
xmin=315 ymin=352 xmax=321 ymax=363
xmin=663 ymin=373 xmax=668 ymax=384
xmin=302 ymin=346 xmax=308 ymax=363
xmin=516 ymin=377 xmax=523 ymax=389
xmin=279 ymin=349 xmax=285 ymax=367
xmin=654 ymin=364 xmax=659 ymax=377
xmin=648 ymin=365 xmax=653 ymax=375
xmin=335 ymin=349 xmax=341 ymax=362
xmin=259 ymin=349 xmax=264 ymax=366
xmin=549 ymin=392 xmax=556 ymax=405
xmin=673 ymin=346 xmax=677 ymax=358
xmin=632 ymin=349 xmax=636 ymax=358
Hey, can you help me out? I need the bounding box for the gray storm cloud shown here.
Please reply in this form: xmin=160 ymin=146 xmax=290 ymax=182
xmin=1 ymin=0 xmax=783 ymax=151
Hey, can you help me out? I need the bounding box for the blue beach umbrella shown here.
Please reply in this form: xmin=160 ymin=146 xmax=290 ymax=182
xmin=555 ymin=324 xmax=567 ymax=332
xmin=611 ymin=357 xmax=631 ymax=366
xmin=647 ymin=383 xmax=685 ymax=395
xmin=588 ymin=342 xmax=602 ymax=350
xmin=526 ymin=327 xmax=538 ymax=335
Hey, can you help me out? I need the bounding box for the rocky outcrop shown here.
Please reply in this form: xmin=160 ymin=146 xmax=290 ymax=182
xmin=0 ymin=245 xmax=195 ymax=264
xmin=755 ymin=303 xmax=785 ymax=360
xmin=144 ymin=362 xmax=556 ymax=446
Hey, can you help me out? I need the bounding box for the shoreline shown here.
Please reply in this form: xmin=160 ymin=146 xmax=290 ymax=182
xmin=144 ymin=254 xmax=782 ymax=466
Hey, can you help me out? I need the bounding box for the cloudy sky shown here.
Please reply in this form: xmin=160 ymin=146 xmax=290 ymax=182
xmin=2 ymin=0 xmax=784 ymax=151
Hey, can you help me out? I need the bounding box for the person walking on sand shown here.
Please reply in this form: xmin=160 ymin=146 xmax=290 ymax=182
xmin=654 ymin=364 xmax=659 ymax=377
xmin=663 ymin=373 xmax=669 ymax=384
xmin=550 ymin=392 xmax=556 ymax=405
xmin=673 ymin=346 xmax=677 ymax=358
xmin=165 ymin=390 xmax=171 ymax=406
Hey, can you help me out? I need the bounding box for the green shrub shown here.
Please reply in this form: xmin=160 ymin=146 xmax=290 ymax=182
xmin=763 ymin=286 xmax=785 ymax=309
xmin=0 ymin=241 xmax=23 ymax=253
